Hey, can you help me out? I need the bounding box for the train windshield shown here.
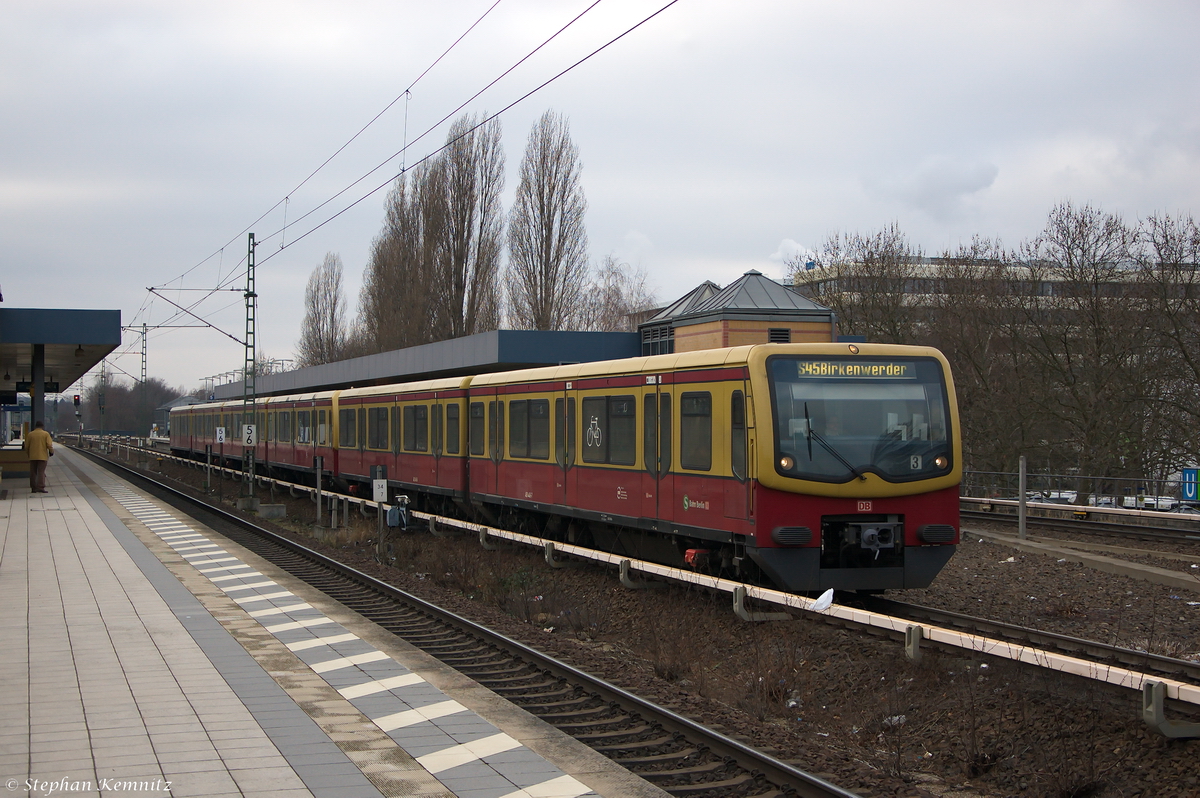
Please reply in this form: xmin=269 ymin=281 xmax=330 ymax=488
xmin=768 ymin=356 xmax=952 ymax=483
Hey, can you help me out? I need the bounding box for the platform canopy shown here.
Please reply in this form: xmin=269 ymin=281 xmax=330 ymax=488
xmin=0 ymin=308 xmax=121 ymax=422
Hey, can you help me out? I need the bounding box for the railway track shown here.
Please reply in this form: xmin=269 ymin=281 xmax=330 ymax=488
xmin=961 ymin=508 xmax=1200 ymax=546
xmin=76 ymin=446 xmax=860 ymax=798
xmin=854 ymin=595 xmax=1200 ymax=687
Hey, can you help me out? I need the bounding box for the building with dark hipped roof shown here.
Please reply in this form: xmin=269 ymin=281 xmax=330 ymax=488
xmin=637 ymin=269 xmax=836 ymax=355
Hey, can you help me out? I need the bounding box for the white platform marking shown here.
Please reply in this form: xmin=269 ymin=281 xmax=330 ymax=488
xmin=417 ymin=733 xmax=522 ymax=774
xmin=375 ymin=700 xmax=467 ymax=732
xmin=286 ymin=633 xmax=359 ymax=652
xmin=310 ymin=651 xmax=390 ymax=673
xmin=338 ymin=673 xmax=425 ymax=700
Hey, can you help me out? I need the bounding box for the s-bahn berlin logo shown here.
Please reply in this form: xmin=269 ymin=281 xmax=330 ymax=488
xmin=683 ymin=495 xmax=710 ymax=511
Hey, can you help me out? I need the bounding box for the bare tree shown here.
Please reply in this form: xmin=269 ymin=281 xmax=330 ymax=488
xmin=1008 ymin=201 xmax=1143 ymax=479
xmin=358 ymin=159 xmax=447 ymax=352
xmin=792 ymin=223 xmax=923 ymax=344
xmin=506 ymin=110 xmax=590 ymax=330
xmin=1137 ymin=212 xmax=1200 ymax=468
xmin=295 ymin=252 xmax=348 ymax=367
xmin=433 ymin=114 xmax=504 ymax=338
xmin=580 ymin=256 xmax=658 ymax=331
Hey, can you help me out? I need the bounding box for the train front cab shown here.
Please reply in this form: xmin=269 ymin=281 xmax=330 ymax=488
xmin=744 ymin=344 xmax=962 ymax=592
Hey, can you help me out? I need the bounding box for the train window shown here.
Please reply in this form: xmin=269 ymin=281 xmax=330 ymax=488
xmin=661 ymin=393 xmax=672 ymax=474
xmin=432 ymin=404 xmax=443 ymax=455
xmin=509 ymin=401 xmax=529 ymax=458
xmin=317 ymin=410 xmax=327 ymax=446
xmin=469 ymin=402 xmax=485 ymax=456
xmin=643 ymin=394 xmax=658 ymax=477
xmin=403 ymin=407 xmax=415 ymax=450
xmin=267 ymin=412 xmax=275 ymax=441
xmin=339 ymin=408 xmax=356 ymax=448
xmin=403 ymin=405 xmax=428 ymax=451
xmin=368 ymin=407 xmax=388 ymax=450
xmin=278 ymin=411 xmax=293 ymax=443
xmin=297 ymin=411 xmax=312 ymax=444
xmin=446 ymin=404 xmax=460 ymax=454
xmin=581 ymin=397 xmax=607 ymax=463
xmin=680 ymin=392 xmax=712 ymax=471
xmin=529 ymin=399 xmax=550 ymax=460
xmin=581 ymin=395 xmax=635 ymax=465
xmin=609 ymin=396 xmax=636 ymax=465
xmin=391 ymin=407 xmax=400 ymax=454
xmin=731 ymin=391 xmax=746 ymax=481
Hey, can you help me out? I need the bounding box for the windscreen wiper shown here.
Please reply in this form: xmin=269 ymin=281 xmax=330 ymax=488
xmin=804 ymin=402 xmax=868 ymax=481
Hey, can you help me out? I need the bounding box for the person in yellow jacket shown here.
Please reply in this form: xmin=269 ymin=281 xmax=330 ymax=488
xmin=23 ymin=420 xmax=53 ymax=493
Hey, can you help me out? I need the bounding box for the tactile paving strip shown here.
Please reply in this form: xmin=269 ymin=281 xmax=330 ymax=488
xmin=96 ymin=479 xmax=599 ymax=798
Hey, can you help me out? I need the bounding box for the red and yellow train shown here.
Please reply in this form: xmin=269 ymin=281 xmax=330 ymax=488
xmin=171 ymin=342 xmax=961 ymax=592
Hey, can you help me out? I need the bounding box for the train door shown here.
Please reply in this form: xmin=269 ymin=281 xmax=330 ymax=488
xmin=467 ymin=387 xmax=498 ymax=499
xmin=554 ymin=388 xmax=576 ymax=508
xmin=488 ymin=394 xmax=504 ymax=497
xmin=724 ymin=383 xmax=751 ymax=521
xmin=429 ymin=395 xmax=448 ymax=489
xmin=643 ymin=379 xmax=674 ymax=526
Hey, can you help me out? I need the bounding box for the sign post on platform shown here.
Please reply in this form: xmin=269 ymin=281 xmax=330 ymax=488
xmin=1183 ymin=468 xmax=1198 ymax=504
xmin=1018 ymin=455 xmax=1028 ymax=540
xmin=243 ymin=424 xmax=257 ymax=499
xmin=314 ymin=456 xmax=324 ymax=525
xmin=371 ymin=465 xmax=388 ymax=548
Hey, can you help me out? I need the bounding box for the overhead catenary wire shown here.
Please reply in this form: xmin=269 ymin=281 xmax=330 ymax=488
xmin=252 ymin=0 xmax=608 ymax=255
xmin=254 ymin=0 xmax=682 ymax=265
xmin=147 ymin=0 xmax=618 ymax=330
xmin=156 ymin=0 xmax=507 ymax=292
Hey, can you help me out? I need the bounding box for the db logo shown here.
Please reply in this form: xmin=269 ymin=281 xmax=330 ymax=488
xmin=856 ymin=500 xmax=873 ymax=512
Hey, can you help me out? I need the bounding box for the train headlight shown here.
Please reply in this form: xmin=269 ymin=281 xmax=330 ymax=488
xmin=935 ymin=455 xmax=949 ymax=469
xmin=779 ymin=455 xmax=795 ymax=470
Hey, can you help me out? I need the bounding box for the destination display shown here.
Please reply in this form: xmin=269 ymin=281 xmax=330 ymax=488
xmin=794 ymin=360 xmax=915 ymax=379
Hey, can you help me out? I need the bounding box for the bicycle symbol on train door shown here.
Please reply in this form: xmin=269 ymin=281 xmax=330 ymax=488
xmin=586 ymin=416 xmax=603 ymax=447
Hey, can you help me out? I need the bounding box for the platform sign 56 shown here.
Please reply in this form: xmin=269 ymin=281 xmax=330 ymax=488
xmin=1183 ymin=469 xmax=1198 ymax=502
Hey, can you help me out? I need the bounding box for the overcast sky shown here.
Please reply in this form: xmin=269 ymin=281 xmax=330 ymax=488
xmin=3 ymin=1 xmax=1198 ymax=392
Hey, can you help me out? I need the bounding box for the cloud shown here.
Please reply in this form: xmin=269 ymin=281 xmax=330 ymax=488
xmin=768 ymin=239 xmax=815 ymax=264
xmin=867 ymin=156 xmax=999 ymax=221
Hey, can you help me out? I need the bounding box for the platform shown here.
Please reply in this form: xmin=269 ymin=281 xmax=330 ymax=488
xmin=0 ymin=449 xmax=667 ymax=798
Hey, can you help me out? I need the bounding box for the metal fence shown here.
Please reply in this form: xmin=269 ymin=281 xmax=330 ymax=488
xmin=962 ymin=470 xmax=1187 ymax=510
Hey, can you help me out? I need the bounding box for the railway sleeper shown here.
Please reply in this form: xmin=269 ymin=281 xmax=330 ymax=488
xmin=430 ymin=642 xmax=502 ymax=655
xmin=610 ymin=747 xmax=700 ymax=766
xmin=554 ymin=717 xmax=645 ymax=733
xmin=395 ymin=632 xmax=477 ymax=645
xmin=569 ymin=724 xmax=656 ymax=742
xmin=517 ymin=695 xmax=601 ymax=712
xmin=637 ymin=764 xmax=744 ymax=782
xmin=391 ymin=629 xmax=468 ymax=642
xmin=423 ymin=644 xmax=496 ymax=658
xmin=530 ymin=704 xmax=617 ymax=723
xmin=490 ymin=682 xmax=563 ymax=697
xmin=591 ymin=734 xmax=680 ymax=752
xmin=446 ymin=660 xmax=524 ymax=673
xmin=462 ymin=670 xmax=547 ymax=685
xmin=497 ymin=684 xmax=579 ymax=703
